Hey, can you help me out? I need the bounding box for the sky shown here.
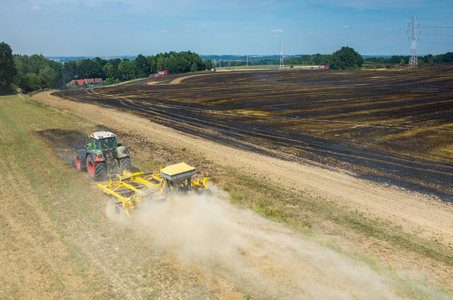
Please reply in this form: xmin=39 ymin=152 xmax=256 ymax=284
xmin=1 ymin=0 xmax=453 ymax=57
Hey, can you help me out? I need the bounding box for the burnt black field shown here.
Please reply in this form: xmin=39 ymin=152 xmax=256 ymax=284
xmin=54 ymin=67 xmax=453 ymax=201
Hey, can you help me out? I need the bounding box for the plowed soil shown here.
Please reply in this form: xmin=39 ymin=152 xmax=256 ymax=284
xmin=26 ymin=67 xmax=453 ymax=298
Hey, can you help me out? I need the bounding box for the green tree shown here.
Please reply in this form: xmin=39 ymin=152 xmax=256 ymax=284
xmin=156 ymin=55 xmax=165 ymax=72
xmin=39 ymin=65 xmax=59 ymax=88
xmin=433 ymin=52 xmax=453 ymax=63
xmin=147 ymin=55 xmax=157 ymax=73
xmin=62 ymin=60 xmax=76 ymax=83
xmin=76 ymin=58 xmax=105 ymax=79
xmin=164 ymin=54 xmax=176 ymax=74
xmin=19 ymin=73 xmax=45 ymax=93
xmin=190 ymin=53 xmax=205 ymax=71
xmin=329 ymin=47 xmax=363 ymax=69
xmin=134 ymin=54 xmax=150 ymax=78
xmin=174 ymin=52 xmax=191 ymax=73
xmin=118 ymin=59 xmax=136 ymax=81
xmin=66 ymin=81 xmax=79 ymax=89
xmin=103 ymin=58 xmax=121 ymax=81
xmin=14 ymin=53 xmax=63 ymax=90
xmin=205 ymin=59 xmax=214 ymax=70
xmin=0 ymin=42 xmax=17 ymax=93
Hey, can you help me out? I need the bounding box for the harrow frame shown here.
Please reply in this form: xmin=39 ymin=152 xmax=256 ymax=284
xmin=98 ymin=163 xmax=209 ymax=217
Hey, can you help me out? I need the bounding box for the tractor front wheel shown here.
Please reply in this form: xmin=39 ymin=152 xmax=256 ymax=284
xmin=119 ymin=157 xmax=131 ymax=172
xmin=87 ymin=154 xmax=106 ymax=181
xmin=76 ymin=153 xmax=86 ymax=172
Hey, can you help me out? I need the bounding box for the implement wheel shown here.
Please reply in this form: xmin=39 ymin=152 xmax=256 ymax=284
xmin=87 ymin=154 xmax=106 ymax=181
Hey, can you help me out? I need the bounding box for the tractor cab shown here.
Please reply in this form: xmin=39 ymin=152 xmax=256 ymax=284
xmin=76 ymin=131 xmax=131 ymax=181
xmin=85 ymin=131 xmax=118 ymax=151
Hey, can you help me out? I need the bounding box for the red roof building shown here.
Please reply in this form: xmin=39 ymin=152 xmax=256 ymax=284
xmin=67 ymin=78 xmax=103 ymax=88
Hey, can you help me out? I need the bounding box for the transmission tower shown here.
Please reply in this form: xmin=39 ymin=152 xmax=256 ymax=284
xmin=279 ymin=41 xmax=284 ymax=69
xmin=408 ymin=16 xmax=419 ymax=69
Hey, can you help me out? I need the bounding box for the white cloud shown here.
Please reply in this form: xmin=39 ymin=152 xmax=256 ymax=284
xmin=272 ymin=29 xmax=283 ymax=32
xmin=31 ymin=6 xmax=42 ymax=10
xmin=343 ymin=25 xmax=350 ymax=28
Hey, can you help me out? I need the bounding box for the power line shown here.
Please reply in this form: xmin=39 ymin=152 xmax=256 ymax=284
xmin=420 ymin=40 xmax=453 ymax=45
xmin=422 ymin=33 xmax=453 ymax=37
xmin=420 ymin=26 xmax=453 ymax=29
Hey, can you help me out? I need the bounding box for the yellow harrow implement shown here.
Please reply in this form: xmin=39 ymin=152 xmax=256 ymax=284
xmin=98 ymin=162 xmax=209 ymax=217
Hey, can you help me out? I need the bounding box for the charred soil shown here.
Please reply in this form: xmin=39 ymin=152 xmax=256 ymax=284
xmin=54 ymin=67 xmax=453 ymax=201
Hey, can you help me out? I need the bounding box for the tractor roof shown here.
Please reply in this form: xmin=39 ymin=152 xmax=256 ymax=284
xmin=90 ymin=131 xmax=116 ymax=139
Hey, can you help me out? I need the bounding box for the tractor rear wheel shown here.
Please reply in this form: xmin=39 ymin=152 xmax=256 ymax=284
xmin=87 ymin=154 xmax=106 ymax=181
xmin=119 ymin=157 xmax=131 ymax=172
xmin=76 ymin=153 xmax=86 ymax=172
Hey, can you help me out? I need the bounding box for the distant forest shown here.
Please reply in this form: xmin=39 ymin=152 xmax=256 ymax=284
xmin=9 ymin=47 xmax=453 ymax=93
xmin=13 ymin=51 xmax=214 ymax=92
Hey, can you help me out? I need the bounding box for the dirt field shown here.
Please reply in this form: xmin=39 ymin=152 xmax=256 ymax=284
xmin=53 ymin=67 xmax=453 ymax=201
xmin=48 ymin=67 xmax=453 ymax=246
xmin=2 ymin=67 xmax=452 ymax=299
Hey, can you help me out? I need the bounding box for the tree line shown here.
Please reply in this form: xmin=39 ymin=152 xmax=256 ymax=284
xmin=19 ymin=51 xmax=213 ymax=92
xmin=0 ymin=41 xmax=214 ymax=94
xmin=364 ymin=52 xmax=453 ymax=66
xmin=287 ymin=50 xmax=453 ymax=69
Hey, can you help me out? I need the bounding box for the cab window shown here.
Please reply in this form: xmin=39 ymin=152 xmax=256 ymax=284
xmin=97 ymin=137 xmax=117 ymax=149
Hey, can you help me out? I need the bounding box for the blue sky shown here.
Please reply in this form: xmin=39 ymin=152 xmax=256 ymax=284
xmin=1 ymin=0 xmax=452 ymax=57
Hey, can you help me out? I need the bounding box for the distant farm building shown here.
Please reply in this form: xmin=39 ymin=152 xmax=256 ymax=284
xmin=67 ymin=78 xmax=103 ymax=87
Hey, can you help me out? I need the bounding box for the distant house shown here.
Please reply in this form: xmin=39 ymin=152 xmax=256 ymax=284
xmin=67 ymin=79 xmax=85 ymax=87
xmin=85 ymin=78 xmax=94 ymax=86
xmin=67 ymin=78 xmax=103 ymax=88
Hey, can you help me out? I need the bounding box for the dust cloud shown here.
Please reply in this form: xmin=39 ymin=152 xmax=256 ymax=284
xmin=106 ymin=185 xmax=398 ymax=299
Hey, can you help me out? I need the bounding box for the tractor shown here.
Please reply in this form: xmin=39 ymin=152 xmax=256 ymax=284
xmin=75 ymin=131 xmax=131 ymax=181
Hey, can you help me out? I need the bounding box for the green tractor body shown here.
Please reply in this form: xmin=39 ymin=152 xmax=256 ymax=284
xmin=75 ymin=131 xmax=131 ymax=181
